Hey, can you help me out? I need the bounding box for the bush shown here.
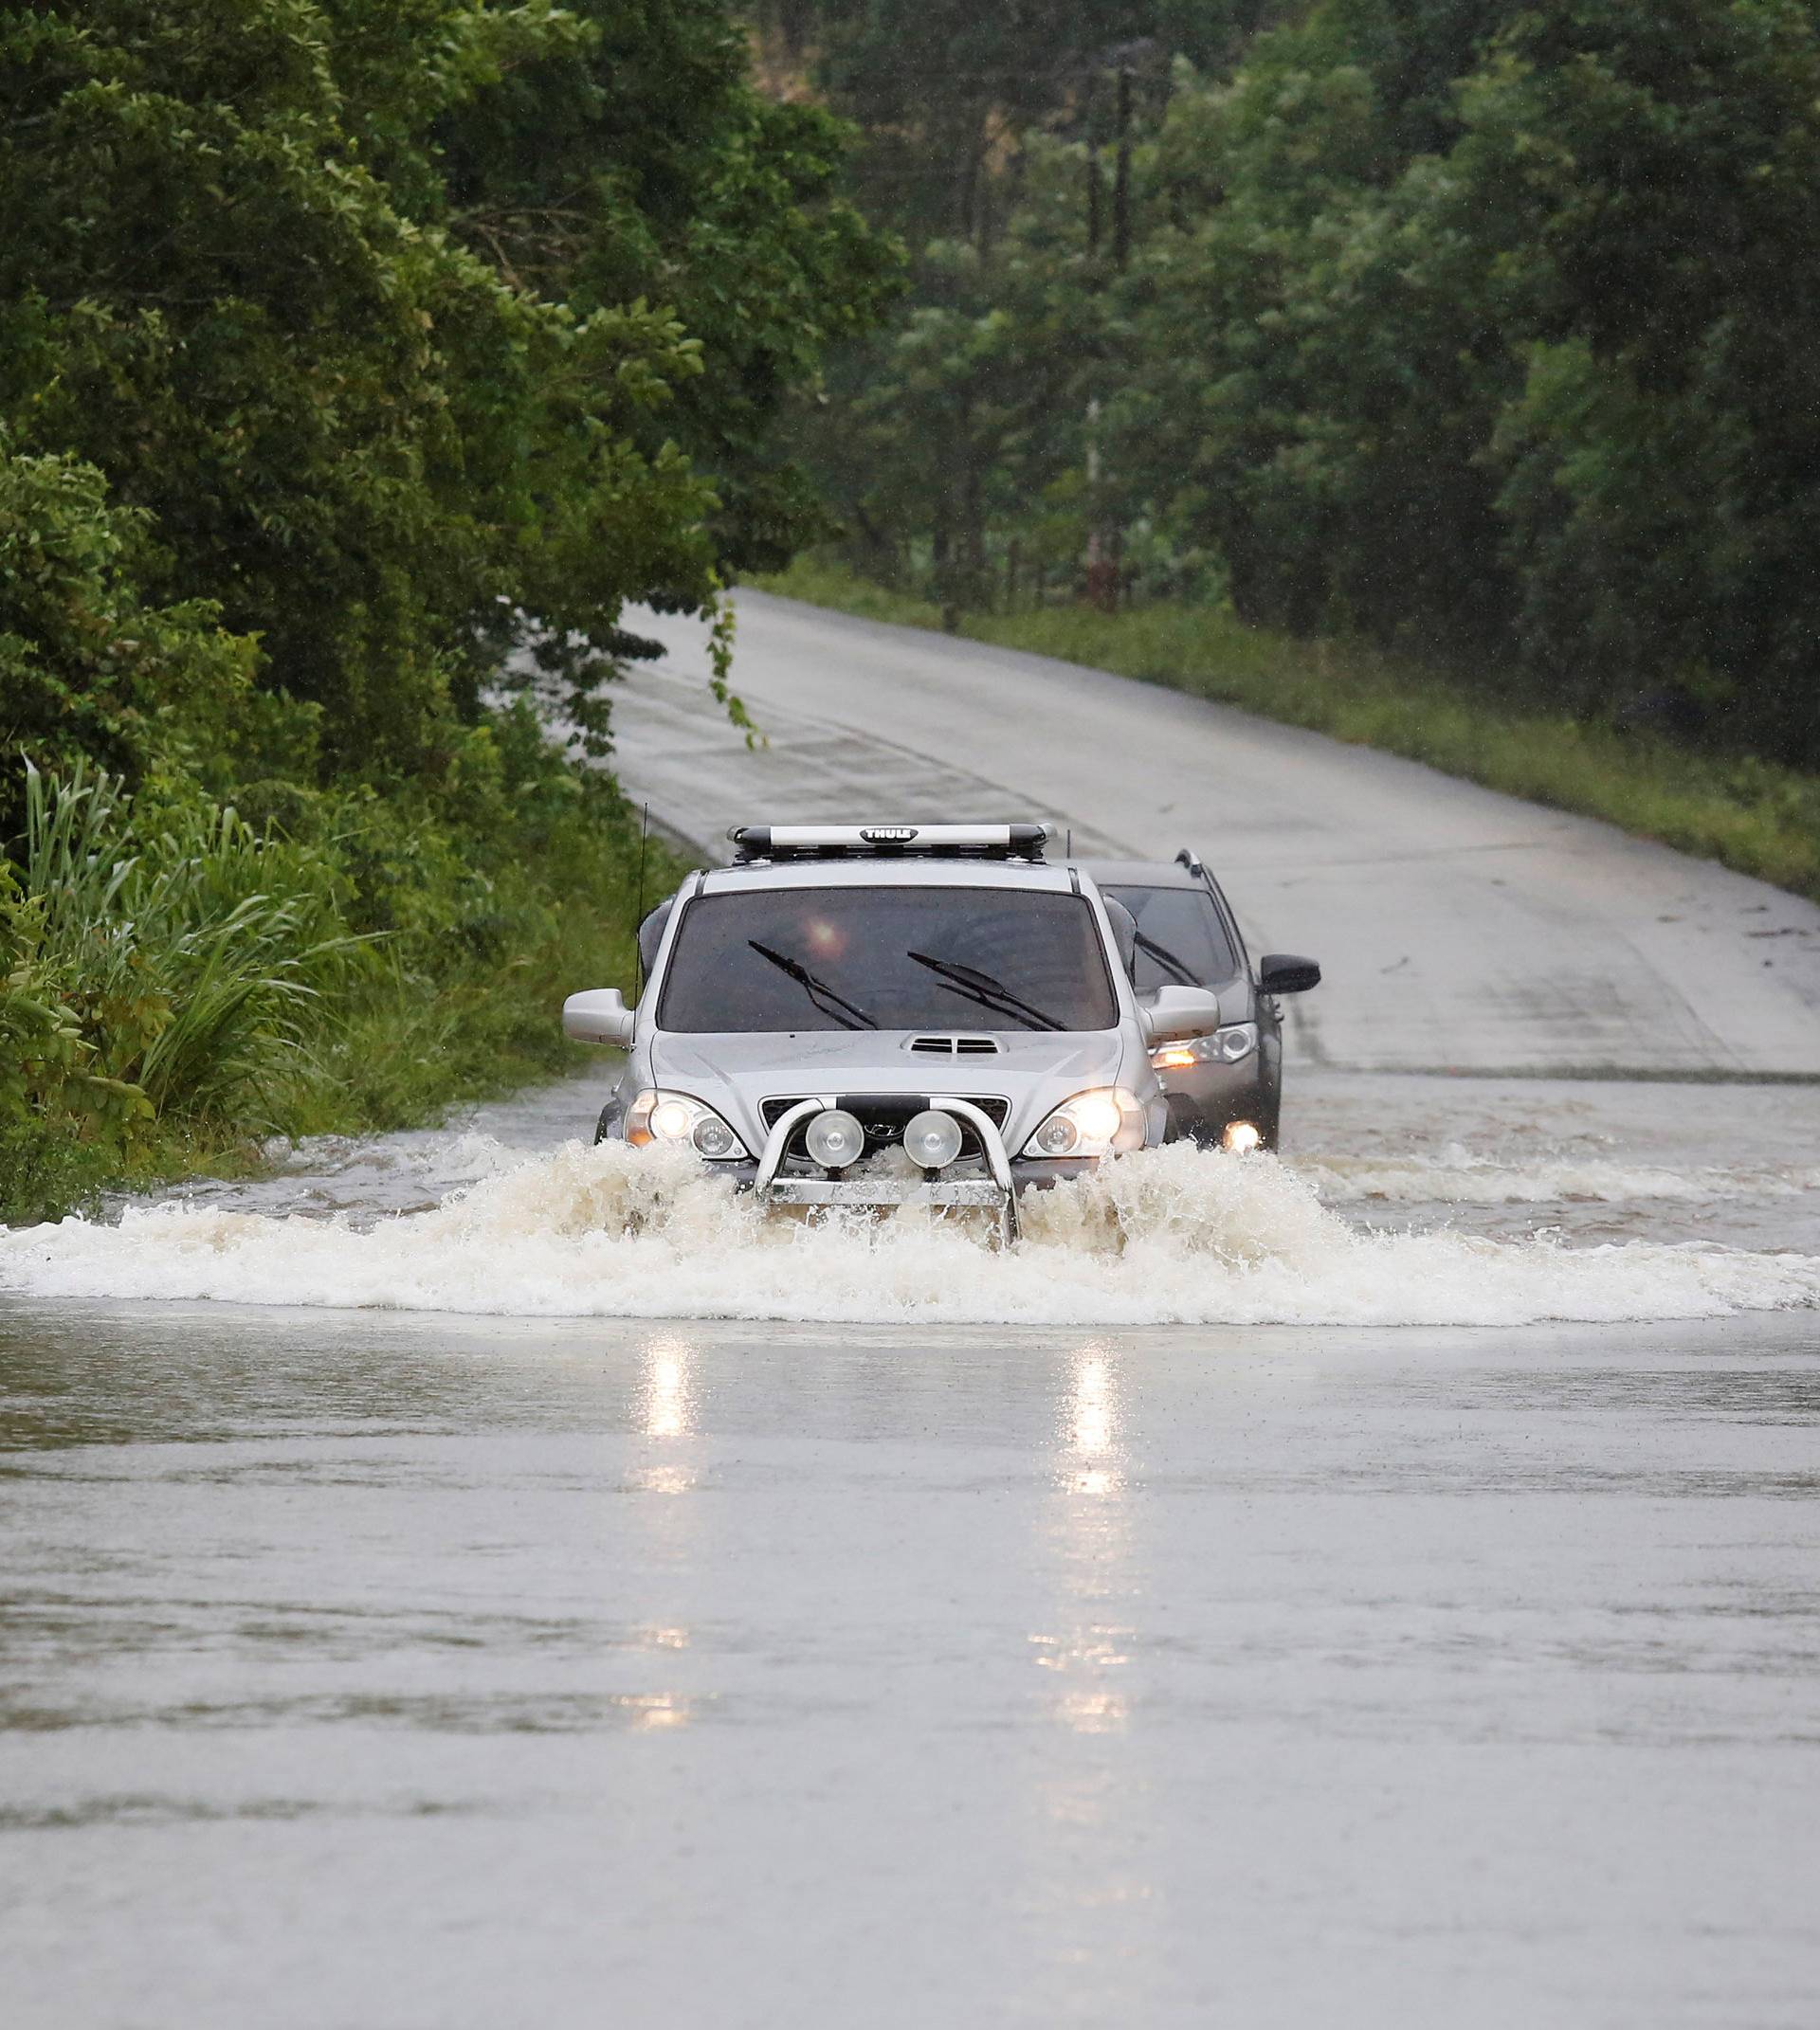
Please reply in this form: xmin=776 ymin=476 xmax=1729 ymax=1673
xmin=0 ymin=741 xmax=689 ymax=1225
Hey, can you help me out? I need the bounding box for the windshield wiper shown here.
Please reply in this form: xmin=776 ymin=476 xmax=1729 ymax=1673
xmin=747 ymin=941 xmax=877 ymax=1030
xmin=905 ymin=952 xmax=1065 ymax=1031
xmin=1132 ymin=928 xmax=1201 ymax=988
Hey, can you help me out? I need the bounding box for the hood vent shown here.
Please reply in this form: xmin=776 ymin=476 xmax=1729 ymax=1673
xmin=908 ymin=1034 xmax=1002 ymax=1056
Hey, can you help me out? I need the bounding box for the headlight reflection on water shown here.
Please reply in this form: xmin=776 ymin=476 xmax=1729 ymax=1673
xmin=1030 ymin=1344 xmax=1138 ymax=1742
xmin=1065 ymin=1349 xmax=1121 ymax=1496
xmin=643 ymin=1337 xmax=697 ymax=1440
xmin=635 ymin=1334 xmax=700 ymax=1496
xmin=628 ymin=1341 xmax=701 ymax=1729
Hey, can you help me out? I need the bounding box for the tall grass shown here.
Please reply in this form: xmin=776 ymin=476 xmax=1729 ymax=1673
xmin=19 ymin=762 xmax=362 ymax=1121
xmin=1 ymin=763 xmax=363 ymax=1220
xmin=757 ymin=559 xmax=1820 ymax=903
xmin=0 ymin=726 xmax=690 ymax=1224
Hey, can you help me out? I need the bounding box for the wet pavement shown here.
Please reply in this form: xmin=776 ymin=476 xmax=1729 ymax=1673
xmin=609 ymin=592 xmax=1820 ymax=1079
xmin=5 ymin=1291 xmax=1819 ymax=2027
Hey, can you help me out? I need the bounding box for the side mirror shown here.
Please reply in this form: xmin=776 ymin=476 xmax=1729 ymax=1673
xmin=563 ymin=987 xmax=635 ymax=1048
xmin=1141 ymin=984 xmax=1222 ymax=1045
xmin=1259 ymin=954 xmax=1321 ymax=995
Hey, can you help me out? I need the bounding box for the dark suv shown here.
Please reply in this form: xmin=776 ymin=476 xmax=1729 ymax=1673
xmin=1081 ymin=852 xmax=1320 ymax=1151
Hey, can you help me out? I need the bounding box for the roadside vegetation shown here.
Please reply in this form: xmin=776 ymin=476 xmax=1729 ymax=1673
xmin=761 ymin=3 xmax=1820 ymax=807
xmin=762 ymin=557 xmax=1820 ymax=903
xmin=0 ymin=0 xmax=893 ymax=1223
xmin=2 ymin=734 xmax=693 ymax=1226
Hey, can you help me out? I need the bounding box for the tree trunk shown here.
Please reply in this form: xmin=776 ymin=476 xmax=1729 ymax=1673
xmin=963 ymin=464 xmax=986 ymax=610
xmin=1113 ymin=68 xmax=1132 ymax=271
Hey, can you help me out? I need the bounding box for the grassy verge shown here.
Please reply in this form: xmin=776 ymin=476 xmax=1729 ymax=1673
xmin=755 ymin=557 xmax=1820 ymax=903
xmin=1 ymin=711 xmax=694 ymax=1225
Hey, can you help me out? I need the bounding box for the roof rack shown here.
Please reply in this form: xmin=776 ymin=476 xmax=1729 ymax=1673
xmin=727 ymin=823 xmax=1049 ymax=864
xmin=1174 ymin=846 xmax=1205 ymax=878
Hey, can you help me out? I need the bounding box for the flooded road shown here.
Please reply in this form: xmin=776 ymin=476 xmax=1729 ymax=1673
xmin=5 ymin=1283 xmax=1819 ymax=2026
xmin=5 ymin=1068 xmax=1820 ymax=2025
xmin=5 ymin=596 xmax=1819 ymax=2022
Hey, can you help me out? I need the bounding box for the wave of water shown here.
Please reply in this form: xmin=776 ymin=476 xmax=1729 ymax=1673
xmin=5 ymin=1140 xmax=1817 ymax=1327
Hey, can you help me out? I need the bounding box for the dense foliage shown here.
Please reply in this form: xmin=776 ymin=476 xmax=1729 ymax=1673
xmin=0 ymin=0 xmax=892 ymax=773
xmin=0 ymin=719 xmax=686 ymax=1223
xmin=440 ymin=0 xmax=899 ymax=575
xmin=0 ymin=0 xmax=888 ymax=1220
xmin=786 ymin=0 xmax=1820 ymax=763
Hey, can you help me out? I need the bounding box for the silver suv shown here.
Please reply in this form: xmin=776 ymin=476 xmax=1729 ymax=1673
xmin=562 ymin=824 xmax=1224 ymax=1242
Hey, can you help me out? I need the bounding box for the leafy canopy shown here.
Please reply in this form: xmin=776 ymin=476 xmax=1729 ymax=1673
xmin=0 ymin=0 xmax=894 ymax=774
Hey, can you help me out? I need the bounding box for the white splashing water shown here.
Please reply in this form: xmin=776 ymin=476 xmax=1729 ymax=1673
xmin=4 ymin=1140 xmax=1817 ymax=1327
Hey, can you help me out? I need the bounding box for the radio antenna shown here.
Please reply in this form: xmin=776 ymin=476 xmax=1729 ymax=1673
xmin=632 ymin=802 xmax=651 ymax=998
xmin=1065 ymin=825 xmax=1073 ymax=858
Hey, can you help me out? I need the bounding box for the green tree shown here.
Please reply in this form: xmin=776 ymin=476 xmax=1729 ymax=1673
xmin=806 ymin=0 xmax=1820 ymax=764
xmin=0 ymin=440 xmax=258 ymax=839
xmin=1443 ymin=0 xmax=1820 ymax=751
xmin=436 ymin=0 xmax=902 ymax=576
xmin=1111 ymin=41 xmax=1516 ymax=641
xmin=783 ymin=3 xmax=1238 ymax=599
xmin=0 ymin=0 xmax=893 ymax=773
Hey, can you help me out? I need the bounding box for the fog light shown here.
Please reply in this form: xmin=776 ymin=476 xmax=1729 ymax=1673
xmin=1223 ymin=1121 xmax=1263 ymax=1154
xmin=804 ymin=1108 xmax=865 ymax=1169
xmin=902 ymin=1109 xmax=963 ymax=1170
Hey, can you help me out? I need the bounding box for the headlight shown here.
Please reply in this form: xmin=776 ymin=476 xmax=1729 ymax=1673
xmin=1150 ymin=1022 xmax=1258 ymax=1072
xmin=626 ymin=1090 xmax=748 ymax=1159
xmin=1022 ymin=1088 xmax=1147 ymax=1159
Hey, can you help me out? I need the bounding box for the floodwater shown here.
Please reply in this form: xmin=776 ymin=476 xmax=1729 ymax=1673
xmin=4 ymin=1070 xmax=1819 ymax=2025
xmin=6 ymin=1072 xmax=1819 ymax=1326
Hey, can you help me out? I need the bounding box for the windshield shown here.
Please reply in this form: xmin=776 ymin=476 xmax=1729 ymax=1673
xmin=657 ymin=885 xmax=1119 ymax=1034
xmin=1102 ymin=884 xmax=1239 ymax=993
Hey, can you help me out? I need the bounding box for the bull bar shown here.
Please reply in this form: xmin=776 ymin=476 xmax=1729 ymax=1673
xmin=751 ymin=1096 xmax=1021 ymax=1246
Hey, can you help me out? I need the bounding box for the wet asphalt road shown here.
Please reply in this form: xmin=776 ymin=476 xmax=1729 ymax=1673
xmin=612 ymin=591 xmax=1820 ymax=1078
xmin=6 ymin=1296 xmax=1819 ymax=2028
xmin=3 ymin=595 xmax=1818 ymax=2025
